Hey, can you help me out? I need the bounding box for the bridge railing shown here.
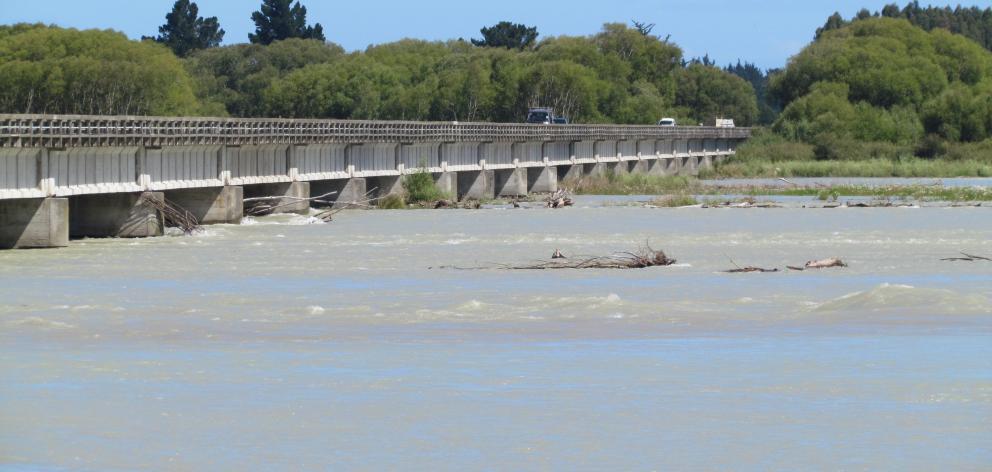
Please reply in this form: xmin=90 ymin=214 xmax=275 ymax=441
xmin=0 ymin=114 xmax=751 ymax=148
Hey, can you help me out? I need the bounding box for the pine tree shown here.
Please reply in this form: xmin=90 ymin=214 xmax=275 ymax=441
xmin=249 ymin=0 xmax=325 ymax=45
xmin=471 ymin=22 xmax=538 ymax=50
xmin=146 ymin=0 xmax=224 ymax=57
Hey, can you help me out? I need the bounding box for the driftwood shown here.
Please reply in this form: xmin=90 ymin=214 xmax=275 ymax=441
xmin=140 ymin=195 xmax=201 ymax=235
xmin=723 ymin=256 xmax=778 ymax=273
xmin=546 ymin=188 xmax=574 ymax=208
xmin=244 ymin=191 xmax=339 ymax=217
xmin=503 ymin=246 xmax=674 ymax=270
xmin=726 ymin=267 xmax=779 ymax=273
xmin=788 ymin=257 xmax=847 ymax=271
xmin=941 ymin=252 xmax=992 ymax=262
xmin=312 ymin=189 xmax=379 ymax=222
xmin=703 ymin=200 xmax=780 ymax=209
xmin=438 ymin=246 xmax=675 ymax=270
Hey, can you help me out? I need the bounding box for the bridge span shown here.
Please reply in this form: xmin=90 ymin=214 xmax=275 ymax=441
xmin=0 ymin=114 xmax=750 ymax=249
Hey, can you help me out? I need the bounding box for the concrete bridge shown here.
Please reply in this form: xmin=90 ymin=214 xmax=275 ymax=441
xmin=0 ymin=114 xmax=750 ymax=249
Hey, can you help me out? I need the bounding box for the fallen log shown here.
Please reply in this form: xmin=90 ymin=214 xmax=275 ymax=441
xmin=725 ymin=267 xmax=779 ymax=273
xmin=722 ymin=256 xmax=778 ymax=273
xmin=312 ymin=189 xmax=378 ymax=222
xmin=941 ymin=252 xmax=992 ymax=262
xmin=244 ymin=191 xmax=339 ymax=217
xmin=788 ymin=257 xmax=847 ymax=271
xmin=441 ymin=245 xmax=675 ymax=270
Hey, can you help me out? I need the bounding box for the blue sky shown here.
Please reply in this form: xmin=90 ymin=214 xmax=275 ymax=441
xmin=2 ymin=1 xmax=981 ymax=69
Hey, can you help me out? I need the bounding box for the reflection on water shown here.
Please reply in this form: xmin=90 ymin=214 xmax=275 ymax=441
xmin=1 ymin=205 xmax=990 ymax=470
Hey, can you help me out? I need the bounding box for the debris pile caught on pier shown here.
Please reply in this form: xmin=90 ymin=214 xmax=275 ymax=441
xmin=140 ymin=195 xmax=200 ymax=235
xmin=244 ymin=191 xmax=340 ymax=217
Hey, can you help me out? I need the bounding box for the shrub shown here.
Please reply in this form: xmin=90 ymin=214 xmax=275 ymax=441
xmin=377 ymin=193 xmax=406 ymax=209
xmin=402 ymin=170 xmax=445 ymax=203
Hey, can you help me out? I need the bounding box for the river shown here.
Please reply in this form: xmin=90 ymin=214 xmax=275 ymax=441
xmin=1 ymin=200 xmax=990 ymax=470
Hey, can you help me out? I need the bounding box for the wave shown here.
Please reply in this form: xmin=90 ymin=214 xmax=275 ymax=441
xmin=812 ymin=283 xmax=992 ymax=315
xmin=7 ymin=316 xmax=75 ymax=330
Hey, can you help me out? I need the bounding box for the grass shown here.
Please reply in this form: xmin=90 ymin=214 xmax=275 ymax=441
xmin=568 ymin=173 xmax=698 ymax=195
xmin=757 ymin=184 xmax=992 ymax=201
xmin=699 ymin=157 xmax=992 ymax=179
xmin=650 ymin=194 xmax=700 ymax=207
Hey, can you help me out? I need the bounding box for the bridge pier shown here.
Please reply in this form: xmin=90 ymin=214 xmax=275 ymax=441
xmin=657 ymin=157 xmax=679 ymax=176
xmin=243 ymin=182 xmax=310 ymax=215
xmin=164 ymin=186 xmax=244 ymax=225
xmin=683 ymin=156 xmax=700 ymax=176
xmin=584 ymin=163 xmax=607 ymax=177
xmin=609 ymin=161 xmax=628 ymax=176
xmin=495 ymin=168 xmax=528 ymax=197
xmin=433 ymin=172 xmax=457 ymax=199
xmin=69 ymin=192 xmax=164 ymax=238
xmin=457 ymin=170 xmax=495 ymax=201
xmin=0 ymin=197 xmax=69 ymax=249
xmin=310 ymin=178 xmax=367 ymax=209
xmin=527 ymin=166 xmax=557 ymax=193
xmin=630 ymin=160 xmax=652 ymax=175
xmin=558 ymin=164 xmax=584 ymax=183
xmin=365 ymin=176 xmax=404 ymax=199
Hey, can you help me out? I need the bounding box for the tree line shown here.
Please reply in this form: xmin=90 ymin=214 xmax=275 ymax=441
xmin=817 ymin=1 xmax=992 ymax=51
xmin=0 ymin=0 xmax=759 ymax=125
xmin=769 ymin=16 xmax=992 ymax=161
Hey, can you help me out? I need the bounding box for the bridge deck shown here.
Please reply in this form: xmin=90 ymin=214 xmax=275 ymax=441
xmin=1 ymin=114 xmax=749 ymax=148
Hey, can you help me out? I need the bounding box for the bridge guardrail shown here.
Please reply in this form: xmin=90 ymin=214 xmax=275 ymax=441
xmin=0 ymin=114 xmax=751 ymax=148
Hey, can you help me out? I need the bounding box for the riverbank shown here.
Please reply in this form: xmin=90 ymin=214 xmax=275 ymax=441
xmin=699 ymin=157 xmax=992 ymax=179
xmin=563 ymin=174 xmax=992 ymax=206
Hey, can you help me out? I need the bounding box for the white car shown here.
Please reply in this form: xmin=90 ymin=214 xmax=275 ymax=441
xmin=657 ymin=118 xmax=676 ymax=127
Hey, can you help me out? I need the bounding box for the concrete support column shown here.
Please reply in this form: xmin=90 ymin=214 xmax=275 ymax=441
xmin=609 ymin=161 xmax=628 ymax=176
xmin=243 ymin=182 xmax=311 ymax=215
xmin=164 ymin=186 xmax=244 ymax=225
xmin=433 ymin=172 xmax=457 ymax=198
xmin=495 ymin=168 xmax=528 ymax=197
xmin=310 ymin=178 xmax=367 ymax=209
xmin=681 ymin=156 xmax=700 ymax=176
xmin=527 ymin=166 xmax=558 ymax=193
xmin=0 ymin=197 xmax=69 ymax=249
xmin=630 ymin=160 xmax=652 ymax=175
xmin=699 ymin=155 xmax=714 ymax=171
xmin=558 ymin=164 xmax=584 ymax=183
xmin=364 ymin=176 xmax=404 ymax=199
xmin=584 ymin=162 xmax=608 ymax=177
xmin=69 ymin=192 xmax=164 ymax=238
xmin=645 ymin=158 xmax=668 ymax=176
xmin=457 ymin=170 xmax=495 ymax=201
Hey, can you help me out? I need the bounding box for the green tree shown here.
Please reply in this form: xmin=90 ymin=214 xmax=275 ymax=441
xmin=184 ymin=38 xmax=343 ymax=116
xmin=249 ymin=0 xmax=324 ymax=45
xmin=0 ymin=25 xmax=200 ymax=115
xmin=471 ymin=21 xmax=538 ymax=50
xmin=146 ymin=0 xmax=224 ymax=57
xmin=675 ymin=64 xmax=759 ymax=126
